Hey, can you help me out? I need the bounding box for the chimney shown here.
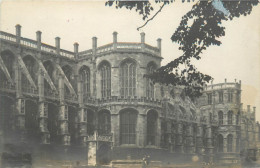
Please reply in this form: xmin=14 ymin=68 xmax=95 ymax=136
xmin=247 ymin=105 xmax=250 ymax=113
xmin=36 ymin=31 xmax=42 ymax=50
xmin=113 ymin=31 xmax=118 ymax=43
xmin=224 ymin=78 xmax=227 ymax=83
xmin=253 ymin=107 xmax=256 ymax=113
xmin=157 ymin=38 xmax=162 ymax=50
xmin=140 ymin=32 xmax=145 ymax=43
xmin=74 ymin=42 xmax=79 ymax=54
xmin=55 ymin=37 xmax=60 ymax=54
xmin=113 ymin=31 xmax=118 ymax=50
xmin=92 ymin=37 xmax=97 ymax=55
xmin=15 ymin=24 xmax=21 ymax=43
xmin=74 ymin=42 xmax=79 ymax=59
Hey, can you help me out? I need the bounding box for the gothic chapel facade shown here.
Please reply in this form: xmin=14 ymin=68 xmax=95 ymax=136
xmin=0 ymin=25 xmax=259 ymax=166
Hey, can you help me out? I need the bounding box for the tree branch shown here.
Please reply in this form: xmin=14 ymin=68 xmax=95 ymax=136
xmin=137 ymin=3 xmax=165 ymax=31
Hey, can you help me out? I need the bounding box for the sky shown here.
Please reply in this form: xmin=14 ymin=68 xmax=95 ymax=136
xmin=0 ymin=0 xmax=259 ymax=120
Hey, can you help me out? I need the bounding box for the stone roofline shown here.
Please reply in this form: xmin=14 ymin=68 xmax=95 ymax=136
xmin=203 ymin=78 xmax=241 ymax=91
xmin=0 ymin=24 xmax=162 ymax=60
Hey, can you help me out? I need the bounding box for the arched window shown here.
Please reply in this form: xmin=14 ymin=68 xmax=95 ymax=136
xmin=79 ymin=66 xmax=90 ymax=97
xmin=227 ymin=134 xmax=233 ymax=152
xmin=147 ymin=110 xmax=157 ymax=145
xmin=218 ymin=134 xmax=224 ymax=152
xmin=98 ymin=110 xmax=111 ymax=135
xmin=99 ymin=61 xmax=111 ymax=98
xmin=120 ymin=109 xmax=137 ymax=144
xmin=218 ymin=111 xmax=223 ymax=125
xmin=120 ymin=59 xmax=136 ymax=97
xmin=228 ymin=110 xmax=233 ymax=125
xmin=146 ymin=62 xmax=156 ymax=98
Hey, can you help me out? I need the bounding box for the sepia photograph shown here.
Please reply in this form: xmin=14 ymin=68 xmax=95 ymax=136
xmin=0 ymin=0 xmax=259 ymax=167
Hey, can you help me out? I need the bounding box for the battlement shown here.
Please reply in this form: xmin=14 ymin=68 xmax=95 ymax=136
xmin=0 ymin=25 xmax=161 ymax=60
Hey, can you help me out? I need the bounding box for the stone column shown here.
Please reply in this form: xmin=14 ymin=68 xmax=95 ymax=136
xmin=206 ymin=126 xmax=214 ymax=162
xmin=14 ymin=50 xmax=25 ymax=143
xmin=88 ymin=131 xmax=98 ymax=166
xmin=58 ymin=75 xmax=70 ymax=145
xmin=16 ymin=98 xmax=26 ymax=139
xmin=111 ymin=114 xmax=119 ymax=146
xmin=77 ymin=78 xmax=87 ymax=146
xmin=91 ymin=37 xmax=97 ymax=98
xmin=58 ymin=104 xmax=70 ymax=145
xmin=156 ymin=117 xmax=161 ymax=147
xmin=166 ymin=120 xmax=172 ymax=150
xmin=223 ymin=137 xmax=227 ymax=153
xmin=78 ymin=108 xmax=87 ymax=146
xmin=233 ymin=132 xmax=237 ymax=153
xmin=196 ymin=124 xmax=204 ymax=155
xmin=170 ymin=122 xmax=176 ymax=153
xmin=176 ymin=122 xmax=183 ymax=153
xmin=38 ymin=69 xmax=50 ymax=144
xmin=38 ymin=102 xmax=50 ymax=144
xmin=137 ymin=114 xmax=146 ymax=147
xmin=186 ymin=124 xmax=194 ymax=154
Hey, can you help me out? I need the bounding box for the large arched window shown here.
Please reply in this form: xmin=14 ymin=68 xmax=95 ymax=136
xmin=99 ymin=61 xmax=111 ymax=98
xmin=228 ymin=110 xmax=233 ymax=125
xmin=218 ymin=111 xmax=223 ymax=125
xmin=120 ymin=109 xmax=138 ymax=144
xmin=120 ymin=59 xmax=136 ymax=97
xmin=218 ymin=134 xmax=224 ymax=152
xmin=79 ymin=66 xmax=90 ymax=97
xmin=22 ymin=56 xmax=36 ymax=91
xmin=147 ymin=110 xmax=158 ymax=146
xmin=98 ymin=110 xmax=111 ymax=135
xmin=146 ymin=62 xmax=156 ymax=98
xmin=227 ymin=134 xmax=233 ymax=152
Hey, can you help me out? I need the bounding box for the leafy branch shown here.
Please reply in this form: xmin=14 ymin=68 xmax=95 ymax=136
xmin=106 ymin=0 xmax=259 ymax=100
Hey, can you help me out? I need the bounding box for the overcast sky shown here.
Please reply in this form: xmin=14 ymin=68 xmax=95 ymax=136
xmin=0 ymin=0 xmax=259 ymax=120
